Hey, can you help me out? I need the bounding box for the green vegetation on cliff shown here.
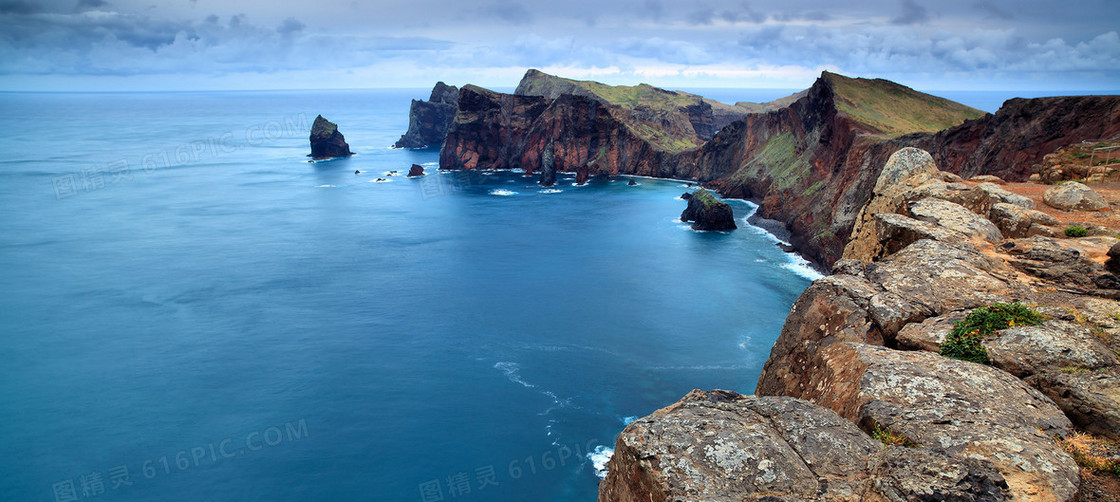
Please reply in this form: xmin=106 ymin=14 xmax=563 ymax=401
xmin=941 ymin=302 xmax=1047 ymax=364
xmin=824 ymin=72 xmax=986 ymax=137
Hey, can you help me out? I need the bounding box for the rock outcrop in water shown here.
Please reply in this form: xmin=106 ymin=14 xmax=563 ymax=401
xmin=308 ymin=115 xmax=353 ymax=160
xmin=407 ymin=164 xmax=424 ymax=177
xmin=679 ymin=189 xmax=736 ymax=231
xmin=600 ymin=148 xmax=1120 ymax=502
xmin=394 ymin=82 xmax=459 ymax=149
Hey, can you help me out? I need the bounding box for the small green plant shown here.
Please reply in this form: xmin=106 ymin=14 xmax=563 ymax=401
xmin=940 ymin=302 xmax=1047 ymax=364
xmin=1060 ymin=366 xmax=1092 ymax=374
xmin=1065 ymin=225 xmax=1089 ymax=237
xmin=871 ymin=424 xmax=916 ymax=448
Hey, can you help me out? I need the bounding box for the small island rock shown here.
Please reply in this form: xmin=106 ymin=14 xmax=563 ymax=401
xmin=680 ymin=188 xmax=737 ymax=231
xmin=309 ymin=115 xmax=353 ymax=160
xmin=407 ymin=164 xmax=425 ymax=177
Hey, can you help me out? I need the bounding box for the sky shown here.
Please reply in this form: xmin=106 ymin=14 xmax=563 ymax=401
xmin=0 ymin=0 xmax=1118 ymax=92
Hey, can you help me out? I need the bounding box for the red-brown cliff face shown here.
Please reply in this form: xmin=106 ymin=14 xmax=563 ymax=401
xmin=438 ymin=72 xmax=1119 ymax=268
xmin=912 ymin=95 xmax=1120 ymax=181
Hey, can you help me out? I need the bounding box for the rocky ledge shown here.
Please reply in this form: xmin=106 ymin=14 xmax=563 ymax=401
xmin=680 ymin=189 xmax=737 ymax=231
xmin=308 ymin=115 xmax=353 ymax=160
xmin=600 ymin=148 xmax=1120 ymax=502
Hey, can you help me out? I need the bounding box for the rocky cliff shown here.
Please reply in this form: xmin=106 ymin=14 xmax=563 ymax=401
xmin=911 ymin=95 xmax=1120 ymax=181
xmin=308 ymin=115 xmax=353 ymax=160
xmin=394 ymin=82 xmax=459 ymax=149
xmin=600 ymin=148 xmax=1120 ymax=502
xmin=439 ymin=71 xmax=1119 ymax=269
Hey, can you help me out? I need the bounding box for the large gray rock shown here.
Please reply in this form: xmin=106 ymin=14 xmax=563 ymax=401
xmin=1003 ymin=236 xmax=1120 ymax=294
xmin=865 ymin=239 xmax=1031 ymax=315
xmin=776 ymin=343 xmax=1079 ymax=502
xmin=976 ymin=182 xmax=1035 ymax=209
xmin=1025 ymin=370 xmax=1120 ymax=441
xmin=597 ymin=389 xmax=1010 ymax=502
xmin=987 ymin=320 xmax=1119 ymax=378
xmin=844 ymin=148 xmax=940 ymax=262
xmin=908 ymin=197 xmax=1003 ymax=242
xmin=989 ymin=202 xmax=1033 ymax=238
xmin=874 ymin=213 xmax=966 ymax=258
xmin=1043 ymin=181 xmax=1109 ymax=211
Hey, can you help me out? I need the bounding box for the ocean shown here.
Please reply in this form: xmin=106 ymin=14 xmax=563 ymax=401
xmin=0 ymin=89 xmax=822 ymax=501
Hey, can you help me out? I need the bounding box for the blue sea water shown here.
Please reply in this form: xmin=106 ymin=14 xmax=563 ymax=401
xmin=0 ymin=89 xmax=820 ymax=501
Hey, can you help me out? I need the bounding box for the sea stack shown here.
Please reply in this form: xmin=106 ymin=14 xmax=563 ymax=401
xmin=309 ymin=115 xmax=353 ymax=160
xmin=407 ymin=164 xmax=425 ymax=177
xmin=680 ymin=189 xmax=737 ymax=231
xmin=394 ymin=82 xmax=460 ymax=149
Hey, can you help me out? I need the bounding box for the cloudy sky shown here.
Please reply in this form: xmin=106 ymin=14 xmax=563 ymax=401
xmin=1 ymin=0 xmax=1117 ymax=92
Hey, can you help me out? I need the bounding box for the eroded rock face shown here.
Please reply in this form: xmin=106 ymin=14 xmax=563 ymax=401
xmin=1043 ymin=181 xmax=1110 ymax=211
xmin=908 ymin=197 xmax=1002 ymax=242
xmin=1002 ymin=236 xmax=1120 ymax=295
xmin=394 ymin=82 xmax=459 ymax=149
xmin=598 ymin=389 xmax=1010 ymax=502
xmin=679 ymin=189 xmax=736 ymax=231
xmin=779 ymin=343 xmax=1079 ymax=502
xmin=308 ymin=115 xmax=353 ymax=160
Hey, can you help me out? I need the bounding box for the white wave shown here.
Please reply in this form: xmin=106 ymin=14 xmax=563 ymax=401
xmin=494 ymin=362 xmax=534 ymax=389
xmin=489 ymin=189 xmax=517 ymax=196
xmin=421 ymin=161 xmax=439 ymax=167
xmin=621 ymin=416 xmax=638 ymax=425
xmin=538 ymin=189 xmax=562 ymax=194
xmin=782 ymin=259 xmax=825 ymax=281
xmin=315 ymin=184 xmax=335 ymax=188
xmin=588 ymin=445 xmax=613 ymax=479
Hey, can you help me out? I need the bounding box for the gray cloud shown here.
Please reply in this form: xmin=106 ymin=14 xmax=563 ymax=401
xmin=891 ymin=0 xmax=929 ymax=25
xmin=0 ymin=0 xmax=1117 ymax=90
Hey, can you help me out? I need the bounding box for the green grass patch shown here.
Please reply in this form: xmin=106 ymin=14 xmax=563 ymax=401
xmin=824 ymin=72 xmax=986 ymax=138
xmin=871 ymin=424 xmax=916 ymax=448
xmin=1065 ymin=225 xmax=1089 ymax=237
xmin=940 ymin=302 xmax=1047 ymax=364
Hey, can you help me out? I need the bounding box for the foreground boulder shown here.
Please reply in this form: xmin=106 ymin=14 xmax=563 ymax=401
xmin=680 ymin=189 xmax=736 ymax=231
xmin=308 ymin=115 xmax=353 ymax=160
xmin=598 ymin=389 xmax=1011 ymax=502
xmin=765 ymin=342 xmax=1079 ymax=501
xmin=1043 ymin=181 xmax=1109 ymax=211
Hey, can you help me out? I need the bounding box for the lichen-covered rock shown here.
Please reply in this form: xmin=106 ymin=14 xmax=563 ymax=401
xmin=1025 ymin=370 xmax=1120 ymax=441
xmin=976 ymin=182 xmax=1035 ymax=209
xmin=309 ymin=115 xmax=353 ymax=160
xmin=895 ymin=311 xmax=966 ymax=352
xmin=844 ymin=148 xmax=939 ymax=262
xmin=864 ymin=239 xmax=1031 ymax=314
xmin=1043 ymin=182 xmax=1109 ymax=211
xmin=989 ymin=202 xmax=1034 ymax=238
xmin=907 ymin=197 xmax=1003 ymax=242
xmin=777 ymin=342 xmax=1079 ymax=502
xmin=873 ymin=213 xmax=966 ymax=258
xmin=680 ymin=189 xmax=736 ymax=231
xmin=970 ymin=174 xmax=1007 ymax=184
xmin=1002 ymin=236 xmax=1120 ymax=295
xmin=987 ymin=320 xmax=1119 ymax=378
xmin=597 ymin=389 xmax=1010 ymax=502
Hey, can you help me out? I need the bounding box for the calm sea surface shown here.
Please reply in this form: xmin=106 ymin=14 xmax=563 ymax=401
xmin=1 ymin=88 xmax=821 ymax=501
